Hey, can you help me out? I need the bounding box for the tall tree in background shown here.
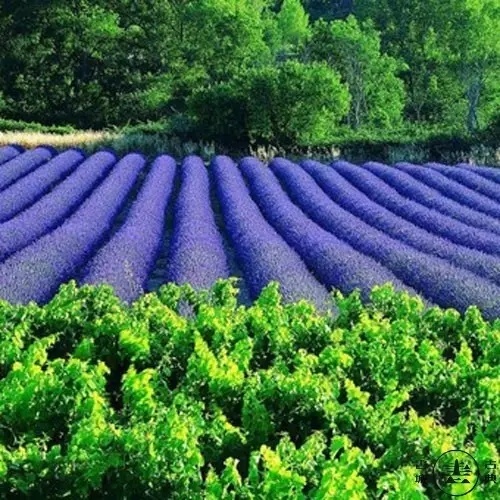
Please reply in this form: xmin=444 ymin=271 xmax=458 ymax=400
xmin=354 ymin=0 xmax=463 ymax=126
xmin=274 ymin=0 xmax=311 ymax=59
xmin=188 ymin=61 xmax=350 ymax=146
xmin=0 ymin=0 xmax=274 ymax=127
xmin=309 ymin=16 xmax=406 ymax=129
xmin=449 ymin=0 xmax=500 ymax=132
xmin=164 ymin=0 xmax=273 ymax=126
xmin=0 ymin=0 xmax=497 ymax=139
xmin=179 ymin=0 xmax=272 ymax=81
xmin=0 ymin=0 xmax=177 ymax=126
xmin=354 ymin=0 xmax=500 ymax=132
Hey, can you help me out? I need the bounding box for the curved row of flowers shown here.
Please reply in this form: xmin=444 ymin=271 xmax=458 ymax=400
xmin=0 ymin=145 xmax=23 ymax=166
xmin=0 ymin=146 xmax=54 ymax=191
xmin=0 ymin=148 xmax=84 ymax=222
xmin=0 ymin=151 xmax=116 ymax=262
xmin=81 ymin=155 xmax=176 ymax=303
xmin=395 ymin=161 xmax=500 ymax=219
xmin=425 ymin=162 xmax=500 ymax=203
xmin=368 ymin=161 xmax=500 ymax=234
xmin=165 ymin=155 xmax=229 ymax=289
xmin=0 ymin=153 xmax=145 ymax=303
xmin=238 ymin=156 xmax=413 ymax=301
xmin=271 ymin=158 xmax=500 ymax=318
xmin=0 ymin=145 xmax=498 ymax=319
xmin=333 ymin=161 xmax=500 ymax=256
xmin=299 ymin=159 xmax=500 ymax=286
xmin=212 ymin=155 xmax=331 ymax=310
xmin=458 ymin=162 xmax=500 ymax=183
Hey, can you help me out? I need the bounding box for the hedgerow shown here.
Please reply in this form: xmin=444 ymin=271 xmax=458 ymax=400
xmin=0 ymin=279 xmax=498 ymax=499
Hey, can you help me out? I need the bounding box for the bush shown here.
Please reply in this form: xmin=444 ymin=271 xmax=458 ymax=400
xmin=0 ymin=279 xmax=498 ymax=498
xmin=0 ymin=118 xmax=76 ymax=134
xmin=189 ymin=61 xmax=350 ymax=147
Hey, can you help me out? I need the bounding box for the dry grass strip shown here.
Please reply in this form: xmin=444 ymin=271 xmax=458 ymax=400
xmin=0 ymin=130 xmax=119 ymax=149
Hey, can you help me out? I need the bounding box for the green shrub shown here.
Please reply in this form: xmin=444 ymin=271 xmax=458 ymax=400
xmin=0 ymin=280 xmax=498 ymax=498
xmin=188 ymin=61 xmax=350 ymax=147
xmin=0 ymin=118 xmax=76 ymax=134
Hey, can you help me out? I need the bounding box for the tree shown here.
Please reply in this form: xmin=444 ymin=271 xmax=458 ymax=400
xmin=0 ymin=0 xmax=275 ymax=128
xmin=275 ymin=0 xmax=311 ymax=58
xmin=0 ymin=0 xmax=177 ymax=127
xmin=180 ymin=0 xmax=272 ymax=81
xmin=302 ymin=0 xmax=353 ymax=21
xmin=309 ymin=16 xmax=406 ymax=129
xmin=354 ymin=0 xmax=464 ymax=126
xmin=449 ymin=0 xmax=500 ymax=132
xmin=189 ymin=61 xmax=350 ymax=146
xmin=354 ymin=0 xmax=500 ymax=132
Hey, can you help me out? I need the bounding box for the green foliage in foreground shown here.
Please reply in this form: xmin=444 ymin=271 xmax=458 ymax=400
xmin=0 ymin=279 xmax=498 ymax=499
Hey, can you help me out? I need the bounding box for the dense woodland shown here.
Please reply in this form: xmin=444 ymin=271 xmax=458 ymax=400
xmin=0 ymin=0 xmax=498 ymax=149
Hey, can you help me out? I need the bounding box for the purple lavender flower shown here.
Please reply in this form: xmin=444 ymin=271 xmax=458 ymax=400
xmin=165 ymin=156 xmax=229 ymax=290
xmin=424 ymin=163 xmax=500 ymax=204
xmin=333 ymin=161 xmax=500 ymax=256
xmin=270 ymin=158 xmax=500 ymax=319
xmin=299 ymin=159 xmax=500 ymax=287
xmin=0 ymin=153 xmax=146 ymax=304
xmin=81 ymin=155 xmax=176 ymax=303
xmin=211 ymin=155 xmax=331 ymax=310
xmin=238 ymin=156 xmax=417 ymax=301
xmin=0 ymin=145 xmax=23 ymax=165
xmin=393 ymin=162 xmax=500 ymax=220
xmin=456 ymin=163 xmax=500 ymax=184
xmin=366 ymin=161 xmax=500 ymax=236
xmin=0 ymin=149 xmax=85 ymax=222
xmin=0 ymin=147 xmax=54 ymax=191
xmin=0 ymin=151 xmax=116 ymax=262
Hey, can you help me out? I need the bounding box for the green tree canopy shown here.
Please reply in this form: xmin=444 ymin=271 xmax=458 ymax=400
xmin=354 ymin=0 xmax=500 ymax=132
xmin=448 ymin=0 xmax=500 ymax=132
xmin=0 ymin=0 xmax=497 ymax=140
xmin=308 ymin=16 xmax=406 ymax=129
xmin=276 ymin=0 xmax=311 ymax=57
xmin=0 ymin=0 xmax=274 ymax=127
xmin=189 ymin=61 xmax=350 ymax=146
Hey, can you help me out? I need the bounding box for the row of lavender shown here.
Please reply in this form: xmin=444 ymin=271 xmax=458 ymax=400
xmin=0 ymin=145 xmax=499 ymax=318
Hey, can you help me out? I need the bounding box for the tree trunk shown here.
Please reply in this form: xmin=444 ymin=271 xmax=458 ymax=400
xmin=466 ymin=76 xmax=482 ymax=133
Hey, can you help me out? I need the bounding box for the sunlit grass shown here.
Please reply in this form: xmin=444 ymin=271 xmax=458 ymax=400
xmin=0 ymin=130 xmax=118 ymax=149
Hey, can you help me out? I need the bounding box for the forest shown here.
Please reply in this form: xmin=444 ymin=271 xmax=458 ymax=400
xmin=0 ymin=0 xmax=498 ymax=152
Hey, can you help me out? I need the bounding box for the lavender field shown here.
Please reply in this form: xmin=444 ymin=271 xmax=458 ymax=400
xmin=0 ymin=145 xmax=499 ymax=319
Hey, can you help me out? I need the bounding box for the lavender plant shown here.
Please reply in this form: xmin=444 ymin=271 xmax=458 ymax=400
xmin=0 ymin=151 xmax=116 ymax=262
xmin=425 ymin=162 xmax=500 ymax=203
xmin=0 ymin=148 xmax=85 ymax=222
xmin=270 ymin=158 xmax=500 ymax=319
xmin=457 ymin=163 xmax=500 ymax=183
xmin=0 ymin=145 xmax=23 ymax=165
xmin=81 ymin=155 xmax=176 ymax=303
xmin=165 ymin=155 xmax=229 ymax=289
xmin=299 ymin=159 xmax=500 ymax=287
xmin=0 ymin=153 xmax=146 ymax=304
xmin=238 ymin=157 xmax=415 ymax=301
xmin=333 ymin=161 xmax=500 ymax=256
xmin=0 ymin=146 xmax=54 ymax=191
xmin=369 ymin=161 xmax=500 ymax=235
xmin=393 ymin=162 xmax=500 ymax=220
xmin=211 ymin=155 xmax=331 ymax=310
